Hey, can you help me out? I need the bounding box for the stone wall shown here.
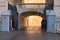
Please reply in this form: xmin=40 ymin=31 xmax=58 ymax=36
xmin=0 ymin=0 xmax=8 ymax=31
xmin=0 ymin=0 xmax=8 ymax=18
xmin=54 ymin=0 xmax=60 ymax=16
xmin=54 ymin=0 xmax=60 ymax=33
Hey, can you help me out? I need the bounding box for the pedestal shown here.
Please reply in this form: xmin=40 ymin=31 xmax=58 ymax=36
xmin=2 ymin=10 xmax=11 ymax=31
xmin=46 ymin=10 xmax=56 ymax=33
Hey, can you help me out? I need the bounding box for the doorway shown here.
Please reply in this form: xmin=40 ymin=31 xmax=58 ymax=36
xmin=20 ymin=11 xmax=47 ymax=32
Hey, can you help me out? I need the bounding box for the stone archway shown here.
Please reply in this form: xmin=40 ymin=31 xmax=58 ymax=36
xmin=19 ymin=11 xmax=47 ymax=31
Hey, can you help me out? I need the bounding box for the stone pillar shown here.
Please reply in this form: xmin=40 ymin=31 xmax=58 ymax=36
xmin=46 ymin=10 xmax=56 ymax=33
xmin=1 ymin=10 xmax=11 ymax=31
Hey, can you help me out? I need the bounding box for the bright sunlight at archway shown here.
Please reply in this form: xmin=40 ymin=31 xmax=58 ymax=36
xmin=24 ymin=15 xmax=43 ymax=31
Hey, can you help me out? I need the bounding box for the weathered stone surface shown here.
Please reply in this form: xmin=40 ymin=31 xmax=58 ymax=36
xmin=54 ymin=0 xmax=60 ymax=5
xmin=0 ymin=0 xmax=8 ymax=18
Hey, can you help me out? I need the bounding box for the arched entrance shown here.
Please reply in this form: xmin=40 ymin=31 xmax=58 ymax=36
xmin=20 ymin=11 xmax=47 ymax=31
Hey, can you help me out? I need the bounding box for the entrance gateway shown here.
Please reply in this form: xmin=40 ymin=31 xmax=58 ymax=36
xmin=17 ymin=10 xmax=55 ymax=32
xmin=10 ymin=10 xmax=55 ymax=32
xmin=19 ymin=11 xmax=47 ymax=31
xmin=1 ymin=10 xmax=56 ymax=33
xmin=1 ymin=0 xmax=56 ymax=33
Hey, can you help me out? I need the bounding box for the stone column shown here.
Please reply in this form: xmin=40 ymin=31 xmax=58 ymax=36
xmin=46 ymin=10 xmax=56 ymax=33
xmin=1 ymin=10 xmax=11 ymax=31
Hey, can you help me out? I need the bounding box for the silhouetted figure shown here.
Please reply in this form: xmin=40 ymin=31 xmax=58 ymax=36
xmin=8 ymin=4 xmax=18 ymax=31
xmin=41 ymin=18 xmax=47 ymax=31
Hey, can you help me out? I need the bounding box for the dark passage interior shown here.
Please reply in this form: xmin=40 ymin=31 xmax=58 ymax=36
xmin=20 ymin=11 xmax=47 ymax=32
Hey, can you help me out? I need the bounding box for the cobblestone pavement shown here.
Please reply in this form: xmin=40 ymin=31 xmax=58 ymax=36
xmin=12 ymin=31 xmax=60 ymax=40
